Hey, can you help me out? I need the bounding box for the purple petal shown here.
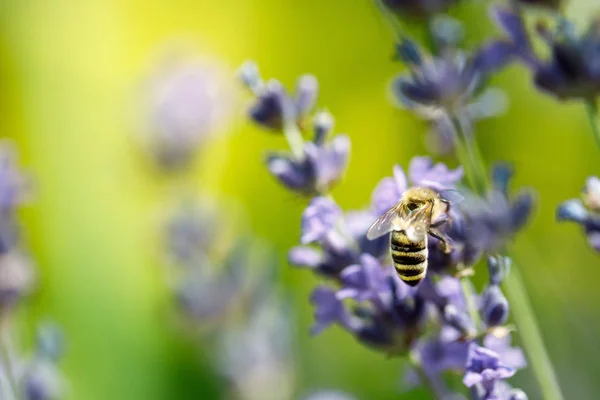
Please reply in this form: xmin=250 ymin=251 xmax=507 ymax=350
xmin=491 ymin=6 xmax=529 ymax=50
xmin=295 ymin=74 xmax=319 ymax=116
xmin=301 ymin=197 xmax=342 ymax=244
xmin=473 ymin=41 xmax=516 ymax=74
xmin=371 ymin=177 xmax=402 ymax=216
xmin=463 ymin=371 xmax=483 ymax=387
xmin=288 ymin=246 xmax=323 ymax=269
xmin=588 ymin=232 xmax=600 ymax=252
xmin=484 ymin=334 xmax=527 ymax=370
xmin=393 ymin=164 xmax=408 ymax=193
xmin=315 ymin=134 xmax=351 ymax=189
xmin=266 ymin=154 xmax=310 ymax=190
xmin=310 ymin=286 xmax=350 ymax=335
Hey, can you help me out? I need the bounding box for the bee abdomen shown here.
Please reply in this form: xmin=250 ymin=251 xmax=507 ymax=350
xmin=390 ymin=231 xmax=427 ymax=287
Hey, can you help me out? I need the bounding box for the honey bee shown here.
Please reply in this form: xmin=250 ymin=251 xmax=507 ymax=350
xmin=367 ymin=187 xmax=452 ymax=287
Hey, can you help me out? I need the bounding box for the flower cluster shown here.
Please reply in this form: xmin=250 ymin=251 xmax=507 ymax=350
xmin=557 ymin=176 xmax=600 ymax=251
xmin=0 ymin=141 xmax=66 ymax=399
xmin=241 ymin=57 xmax=540 ymax=397
xmin=139 ymin=52 xmax=234 ymax=171
xmin=392 ymin=19 xmax=509 ymax=155
xmin=489 ymin=5 xmax=600 ymax=101
xmin=240 ymin=63 xmax=350 ymax=196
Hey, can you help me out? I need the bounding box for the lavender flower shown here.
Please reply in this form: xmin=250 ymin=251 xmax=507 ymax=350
xmin=141 ymin=54 xmax=233 ymax=170
xmin=557 ymin=176 xmax=600 ymax=251
xmin=392 ymin=34 xmax=509 ymax=154
xmin=240 ymin=61 xmax=318 ymax=131
xmin=463 ymin=344 xmax=517 ymax=399
xmin=266 ymin=112 xmax=350 ymax=196
xmin=0 ymin=250 xmax=35 ymax=313
xmin=218 ymin=294 xmax=295 ymax=400
xmin=22 ymin=324 xmax=65 ymax=400
xmin=447 ymin=164 xmax=535 ymax=261
xmin=371 ymin=156 xmax=463 ymax=215
xmin=492 ymin=7 xmax=600 ymax=100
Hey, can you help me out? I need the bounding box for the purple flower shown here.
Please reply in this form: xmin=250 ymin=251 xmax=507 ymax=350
xmin=243 ymin=64 xmax=318 ymax=131
xmin=218 ymin=294 xmax=295 ymax=400
xmin=301 ymin=197 xmax=343 ymax=245
xmin=337 ymin=254 xmax=398 ymax=302
xmin=371 ymin=157 xmax=463 ymax=215
xmin=266 ymin=133 xmax=350 ymax=196
xmin=310 ymin=286 xmax=355 ymax=335
xmin=557 ymin=176 xmax=600 ymax=251
xmin=392 ymin=32 xmax=510 ymax=155
xmin=453 ymin=164 xmax=534 ymax=256
xmin=480 ymin=285 xmax=509 ymax=328
xmin=143 ymin=56 xmax=232 ymax=170
xmin=492 ymin=6 xmax=600 ymax=100
xmin=463 ymin=344 xmax=516 ymax=396
xmin=413 ymin=326 xmax=470 ymax=376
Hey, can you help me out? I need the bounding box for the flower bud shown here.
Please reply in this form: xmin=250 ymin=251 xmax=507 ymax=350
xmin=481 ymin=285 xmax=509 ymax=327
xmin=443 ymin=304 xmax=476 ymax=338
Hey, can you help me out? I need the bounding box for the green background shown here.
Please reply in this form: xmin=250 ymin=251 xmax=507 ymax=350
xmin=1 ymin=0 xmax=599 ymax=399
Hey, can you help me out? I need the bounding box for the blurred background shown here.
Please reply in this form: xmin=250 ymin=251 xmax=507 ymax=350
xmin=1 ymin=0 xmax=600 ymax=399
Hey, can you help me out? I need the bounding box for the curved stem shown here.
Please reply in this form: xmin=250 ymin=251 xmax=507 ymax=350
xmin=460 ymin=274 xmax=482 ymax=333
xmin=446 ymin=111 xmax=564 ymax=399
xmin=584 ymin=101 xmax=600 ymax=152
xmin=283 ymin=121 xmax=305 ymax=161
xmin=0 ymin=320 xmax=18 ymax=400
xmin=502 ymin=258 xmax=564 ymax=400
xmin=454 ymin=114 xmax=489 ymax=195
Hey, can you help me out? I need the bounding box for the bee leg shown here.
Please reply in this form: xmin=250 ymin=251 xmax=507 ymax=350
xmin=431 ymin=214 xmax=451 ymax=228
xmin=440 ymin=198 xmax=451 ymax=213
xmin=429 ymin=228 xmax=452 ymax=253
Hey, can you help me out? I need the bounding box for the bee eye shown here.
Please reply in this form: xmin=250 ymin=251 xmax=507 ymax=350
xmin=406 ymin=202 xmax=419 ymax=212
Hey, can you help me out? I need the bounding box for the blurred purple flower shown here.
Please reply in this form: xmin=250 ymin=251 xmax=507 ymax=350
xmin=219 ymin=294 xmax=295 ymax=400
xmin=143 ymin=55 xmax=232 ymax=170
xmin=491 ymin=6 xmax=600 ymax=100
xmin=463 ymin=344 xmax=516 ymax=397
xmin=371 ymin=157 xmax=463 ymax=215
xmin=301 ymin=197 xmax=342 ymax=245
xmin=557 ymin=176 xmax=600 ymax=251
xmin=310 ymin=286 xmax=355 ymax=335
xmin=241 ymin=61 xmax=318 ymax=131
xmin=454 ymin=164 xmax=535 ymax=256
xmin=392 ymin=34 xmax=510 ymax=155
xmin=266 ymin=133 xmax=350 ymax=196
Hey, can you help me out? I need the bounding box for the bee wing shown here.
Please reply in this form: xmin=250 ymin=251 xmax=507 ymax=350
xmin=439 ymin=189 xmax=465 ymax=204
xmin=367 ymin=206 xmax=400 ymax=240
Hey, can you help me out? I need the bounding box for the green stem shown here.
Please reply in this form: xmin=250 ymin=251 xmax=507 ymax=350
xmin=283 ymin=121 xmax=305 ymax=160
xmin=584 ymin=101 xmax=600 ymax=151
xmin=446 ymin=111 xmax=564 ymax=399
xmin=460 ymin=274 xmax=482 ymax=333
xmin=502 ymin=259 xmax=564 ymax=400
xmin=0 ymin=323 xmax=18 ymax=400
xmin=453 ymin=114 xmax=488 ymax=195
xmin=442 ymin=113 xmax=478 ymax=191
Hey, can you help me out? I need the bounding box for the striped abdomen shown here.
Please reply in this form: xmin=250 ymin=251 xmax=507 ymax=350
xmin=390 ymin=230 xmax=427 ymax=287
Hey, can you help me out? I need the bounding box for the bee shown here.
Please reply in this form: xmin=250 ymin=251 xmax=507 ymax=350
xmin=367 ymin=187 xmax=452 ymax=287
